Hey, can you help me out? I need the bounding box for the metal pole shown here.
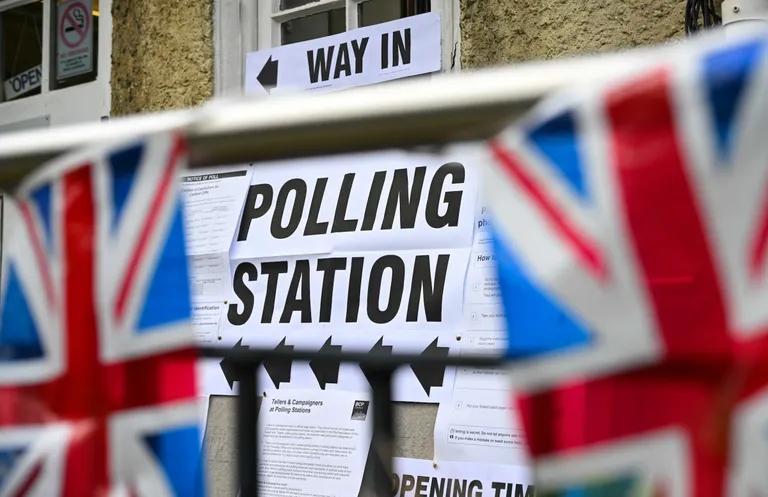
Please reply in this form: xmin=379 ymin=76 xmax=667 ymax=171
xmin=364 ymin=367 xmax=396 ymax=497
xmin=237 ymin=362 xmax=260 ymax=497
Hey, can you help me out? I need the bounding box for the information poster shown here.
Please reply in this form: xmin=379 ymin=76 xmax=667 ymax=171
xmin=259 ymin=389 xmax=372 ymax=497
xmin=181 ymin=165 xmax=254 ymax=300
xmin=433 ymin=202 xmax=529 ymax=465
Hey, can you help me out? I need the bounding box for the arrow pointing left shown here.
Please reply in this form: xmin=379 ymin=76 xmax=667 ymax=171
xmin=257 ymin=55 xmax=279 ymax=92
xmin=362 ymin=337 xmax=393 ymax=386
xmin=309 ymin=337 xmax=342 ymax=390
xmin=219 ymin=338 xmax=249 ymax=390
xmin=410 ymin=338 xmax=450 ymax=396
xmin=264 ymin=338 xmax=294 ymax=389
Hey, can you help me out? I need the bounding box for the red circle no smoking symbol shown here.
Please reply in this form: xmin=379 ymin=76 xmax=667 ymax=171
xmin=59 ymin=2 xmax=90 ymax=49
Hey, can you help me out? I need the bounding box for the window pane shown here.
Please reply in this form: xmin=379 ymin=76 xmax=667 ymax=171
xmin=281 ymin=8 xmax=345 ymax=45
xmin=51 ymin=0 xmax=99 ymax=90
xmin=358 ymin=0 xmax=430 ymax=27
xmin=1 ymin=2 xmax=43 ymax=103
xmin=280 ymin=0 xmax=319 ymax=9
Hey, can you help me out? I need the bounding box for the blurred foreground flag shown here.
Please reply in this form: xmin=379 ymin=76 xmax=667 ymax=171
xmin=0 ymin=132 xmax=204 ymax=496
xmin=486 ymin=30 xmax=768 ymax=497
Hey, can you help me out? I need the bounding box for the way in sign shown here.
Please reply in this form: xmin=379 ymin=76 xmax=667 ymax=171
xmin=245 ymin=12 xmax=440 ymax=94
xmin=307 ymin=28 xmax=412 ymax=84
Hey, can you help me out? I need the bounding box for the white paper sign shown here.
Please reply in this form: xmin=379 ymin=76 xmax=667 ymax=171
xmin=181 ymin=165 xmax=253 ymax=301
xmin=393 ymin=458 xmax=533 ymax=497
xmin=259 ymin=389 xmax=372 ymax=497
xmin=181 ymin=167 xmax=253 ymax=256
xmin=204 ymin=146 xmax=482 ymax=402
xmin=231 ymin=151 xmax=475 ymax=259
xmin=433 ymin=389 xmax=529 ymax=466
xmin=454 ymin=203 xmax=509 ymax=392
xmin=432 ymin=199 xmax=529 ymax=466
xmin=226 ymin=249 xmax=469 ymax=334
xmin=226 ymin=149 xmax=478 ymax=337
xmin=191 ymin=301 xmax=226 ymax=344
xmin=245 ymin=13 xmax=441 ymax=96
xmin=56 ymin=0 xmax=93 ymax=79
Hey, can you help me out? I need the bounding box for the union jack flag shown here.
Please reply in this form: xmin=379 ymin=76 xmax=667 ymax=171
xmin=0 ymin=132 xmax=204 ymax=496
xmin=486 ymin=31 xmax=768 ymax=496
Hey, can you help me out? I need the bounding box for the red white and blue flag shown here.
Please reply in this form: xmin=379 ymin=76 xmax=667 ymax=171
xmin=0 ymin=132 xmax=204 ymax=496
xmin=487 ymin=30 xmax=768 ymax=496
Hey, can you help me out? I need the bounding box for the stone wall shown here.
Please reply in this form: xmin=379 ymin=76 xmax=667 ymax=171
xmin=460 ymin=0 xmax=687 ymax=68
xmin=111 ymin=0 xmax=213 ymax=116
xmin=110 ymin=1 xmax=687 ymax=113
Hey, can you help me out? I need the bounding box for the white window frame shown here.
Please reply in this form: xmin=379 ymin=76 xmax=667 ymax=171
xmin=0 ymin=0 xmax=111 ymax=131
xmin=214 ymin=0 xmax=460 ymax=97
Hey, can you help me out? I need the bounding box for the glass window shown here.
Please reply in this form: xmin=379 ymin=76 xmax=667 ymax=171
xmin=280 ymin=0 xmax=319 ymax=9
xmin=51 ymin=0 xmax=98 ymax=90
xmin=1 ymin=2 xmax=44 ymax=103
xmin=281 ymin=8 xmax=345 ymax=45
xmin=358 ymin=0 xmax=431 ymax=27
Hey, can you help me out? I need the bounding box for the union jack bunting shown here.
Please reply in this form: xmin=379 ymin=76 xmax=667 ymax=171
xmin=0 ymin=132 xmax=204 ymax=496
xmin=486 ymin=30 xmax=768 ymax=496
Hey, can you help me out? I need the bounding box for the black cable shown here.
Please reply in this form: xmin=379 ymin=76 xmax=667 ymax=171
xmin=686 ymin=0 xmax=722 ymax=34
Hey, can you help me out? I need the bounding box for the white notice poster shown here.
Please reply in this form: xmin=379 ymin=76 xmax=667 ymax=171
xmin=259 ymin=389 xmax=372 ymax=497
xmin=181 ymin=165 xmax=252 ymax=300
xmin=433 ymin=389 xmax=528 ymax=466
xmin=182 ymin=166 xmax=254 ymax=398
xmin=245 ymin=13 xmax=441 ymax=95
xmin=434 ymin=200 xmax=529 ymax=466
xmin=392 ymin=458 xmax=533 ymax=497
xmin=455 ymin=203 xmax=509 ymax=392
xmin=181 ymin=166 xmax=254 ymax=258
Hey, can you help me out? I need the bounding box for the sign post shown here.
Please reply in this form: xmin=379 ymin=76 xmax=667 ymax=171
xmin=56 ymin=0 xmax=94 ymax=80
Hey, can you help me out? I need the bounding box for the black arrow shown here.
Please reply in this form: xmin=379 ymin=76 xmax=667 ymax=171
xmin=263 ymin=338 xmax=293 ymax=389
xmin=362 ymin=337 xmax=393 ymax=385
xmin=257 ymin=56 xmax=279 ymax=91
xmin=309 ymin=337 xmax=342 ymax=390
xmin=220 ymin=338 xmax=249 ymax=390
xmin=410 ymin=338 xmax=450 ymax=396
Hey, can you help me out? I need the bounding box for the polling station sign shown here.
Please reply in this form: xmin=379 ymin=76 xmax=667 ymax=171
xmin=245 ymin=12 xmax=441 ymax=95
xmin=204 ymin=148 xmax=483 ymax=401
xmin=227 ymin=150 xmax=477 ymax=335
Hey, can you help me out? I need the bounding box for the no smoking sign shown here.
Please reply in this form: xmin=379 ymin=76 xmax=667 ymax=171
xmin=60 ymin=2 xmax=90 ymax=48
xmin=56 ymin=0 xmax=93 ymax=79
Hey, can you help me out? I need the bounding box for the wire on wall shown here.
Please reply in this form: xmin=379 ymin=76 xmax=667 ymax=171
xmin=686 ymin=0 xmax=722 ymax=34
